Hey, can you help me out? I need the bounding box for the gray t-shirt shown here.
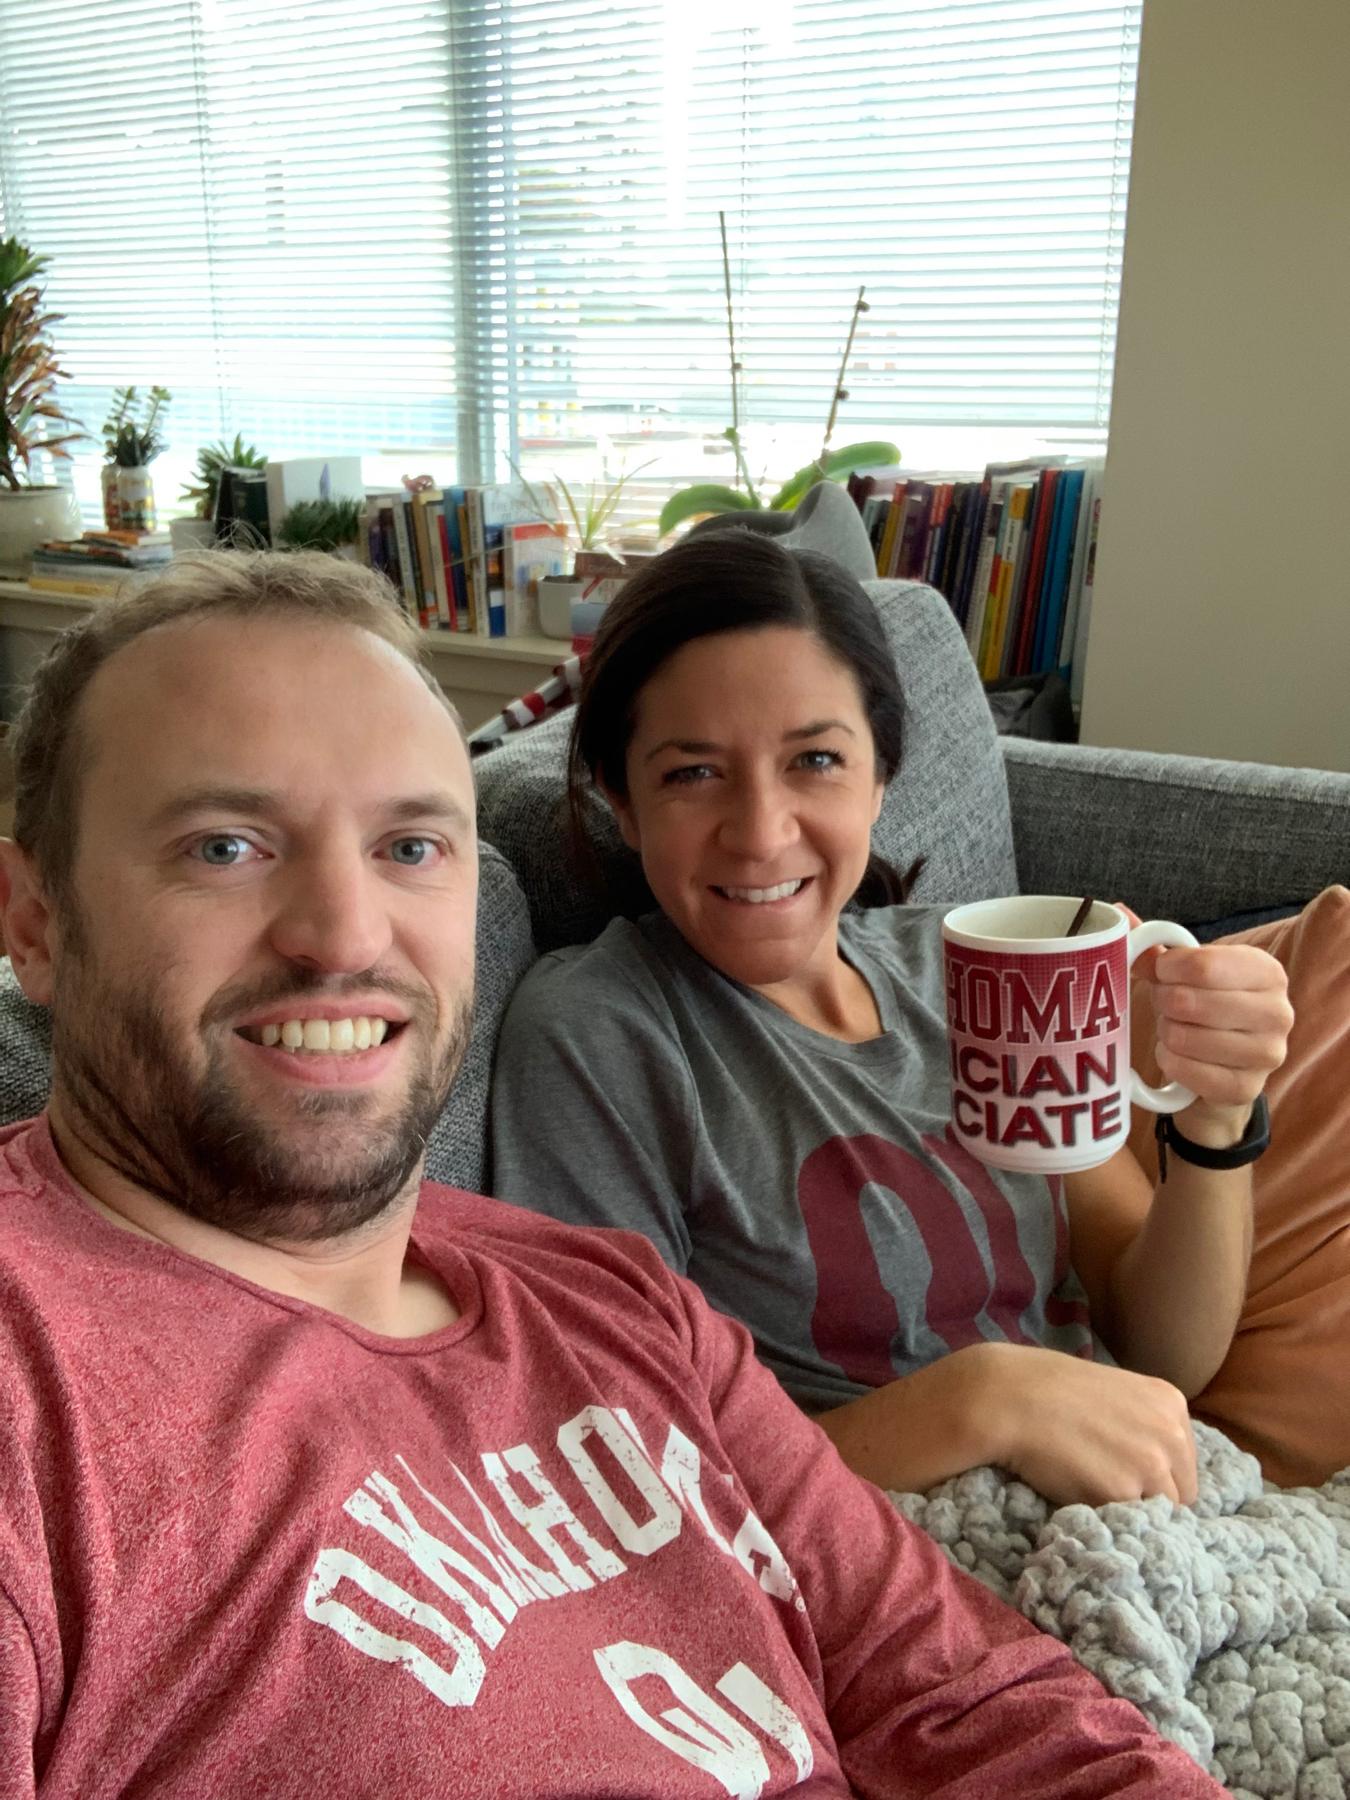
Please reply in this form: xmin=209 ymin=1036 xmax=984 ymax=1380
xmin=490 ymin=904 xmax=1100 ymax=1411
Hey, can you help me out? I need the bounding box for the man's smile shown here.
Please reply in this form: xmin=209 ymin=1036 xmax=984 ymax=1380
xmin=237 ymin=1014 xmax=403 ymax=1053
xmin=233 ymin=1020 xmax=410 ymax=1088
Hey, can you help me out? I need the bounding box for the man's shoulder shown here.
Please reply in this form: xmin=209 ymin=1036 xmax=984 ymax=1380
xmin=0 ymin=1116 xmax=74 ymax=1253
xmin=418 ymin=1177 xmax=673 ymax=1266
xmin=416 ymin=1179 xmax=690 ymax=1313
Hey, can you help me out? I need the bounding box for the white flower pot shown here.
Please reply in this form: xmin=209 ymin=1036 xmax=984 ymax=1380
xmin=538 ymin=575 xmax=583 ymax=639
xmin=0 ymin=485 xmax=82 ymax=577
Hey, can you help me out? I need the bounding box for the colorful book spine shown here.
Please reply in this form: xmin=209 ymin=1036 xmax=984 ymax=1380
xmin=921 ymin=483 xmax=954 ymax=586
xmin=484 ymin=524 xmax=506 ymax=637
xmin=1055 ymin=460 xmax=1103 ymax=693
xmin=464 ymin=489 xmax=487 ymax=635
xmin=387 ymin=494 xmax=420 ymax=622
xmin=876 ymin=480 xmax=908 ymax=577
xmin=442 ymin=487 xmax=468 ymax=631
xmin=1008 ymin=469 xmax=1059 ymax=675
xmin=981 ymin=480 xmax=1033 ymax=679
xmin=429 ymin=499 xmax=454 ymax=629
xmin=1035 ymin=466 xmax=1086 ymax=673
xmin=897 ymin=484 xmax=934 ymax=579
xmin=900 ymin=483 xmax=930 ymax=580
xmin=951 ymin=483 xmax=990 ymax=628
xmin=1066 ymin=477 xmax=1104 ymax=706
xmin=964 ymin=481 xmax=1006 ymax=663
xmin=456 ymin=498 xmax=476 ymax=631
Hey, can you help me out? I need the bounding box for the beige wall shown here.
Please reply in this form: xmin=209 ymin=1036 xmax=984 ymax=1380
xmin=1080 ymin=0 xmax=1350 ymax=771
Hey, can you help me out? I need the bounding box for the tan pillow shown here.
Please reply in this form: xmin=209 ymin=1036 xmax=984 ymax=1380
xmin=1127 ymin=885 xmax=1350 ymax=1487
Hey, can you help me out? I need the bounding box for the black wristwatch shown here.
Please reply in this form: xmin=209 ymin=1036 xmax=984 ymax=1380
xmin=1155 ymin=1093 xmax=1270 ymax=1181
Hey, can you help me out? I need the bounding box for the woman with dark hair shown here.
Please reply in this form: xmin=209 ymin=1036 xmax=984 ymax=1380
xmin=490 ymin=529 xmax=1291 ymax=1503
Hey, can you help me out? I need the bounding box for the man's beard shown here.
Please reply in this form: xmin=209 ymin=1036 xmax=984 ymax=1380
xmin=48 ymin=931 xmax=473 ymax=1245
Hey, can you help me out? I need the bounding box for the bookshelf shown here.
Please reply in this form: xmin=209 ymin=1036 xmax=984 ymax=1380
xmin=0 ymin=578 xmax=571 ymax=731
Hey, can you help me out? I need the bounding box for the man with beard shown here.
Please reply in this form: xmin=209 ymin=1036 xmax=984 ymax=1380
xmin=0 ymin=550 xmax=1223 ymax=1799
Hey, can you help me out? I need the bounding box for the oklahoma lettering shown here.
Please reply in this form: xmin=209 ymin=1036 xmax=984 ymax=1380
xmin=945 ymin=946 xmax=1126 ymax=1152
xmin=305 ymin=1402 xmax=814 ymax=1786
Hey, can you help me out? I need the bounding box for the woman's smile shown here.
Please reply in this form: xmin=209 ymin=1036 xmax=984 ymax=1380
xmin=711 ymin=877 xmax=811 ymax=906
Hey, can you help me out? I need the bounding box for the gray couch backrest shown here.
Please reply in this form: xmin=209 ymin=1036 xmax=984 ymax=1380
xmin=475 ymin=578 xmax=1019 ymax=953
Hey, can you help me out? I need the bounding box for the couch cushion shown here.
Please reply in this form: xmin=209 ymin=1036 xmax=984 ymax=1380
xmin=1003 ymin=738 xmax=1350 ymax=928
xmin=0 ymin=839 xmax=535 ymax=1196
xmin=0 ymin=960 xmax=49 ymax=1128
xmin=1127 ymin=885 xmax=1350 ymax=1487
xmin=476 ymin=579 xmax=1018 ymax=952
xmin=865 ymin=580 xmax=1018 ymax=910
xmin=425 ymin=841 xmax=537 ymax=1189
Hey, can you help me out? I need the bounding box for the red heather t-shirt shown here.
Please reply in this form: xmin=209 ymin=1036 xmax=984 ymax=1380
xmin=0 ymin=1116 xmax=1220 ymax=1799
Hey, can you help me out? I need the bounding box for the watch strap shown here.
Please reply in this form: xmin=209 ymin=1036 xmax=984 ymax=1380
xmin=1155 ymin=1093 xmax=1270 ymax=1181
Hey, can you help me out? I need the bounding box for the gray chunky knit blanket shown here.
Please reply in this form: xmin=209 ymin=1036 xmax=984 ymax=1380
xmin=892 ymin=1423 xmax=1350 ymax=1798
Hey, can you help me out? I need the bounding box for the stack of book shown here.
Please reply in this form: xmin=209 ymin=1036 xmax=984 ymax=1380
xmin=854 ymin=457 xmax=1105 ymax=697
xmin=357 ymin=484 xmax=582 ymax=640
xmin=28 ymin=530 xmax=173 ymax=598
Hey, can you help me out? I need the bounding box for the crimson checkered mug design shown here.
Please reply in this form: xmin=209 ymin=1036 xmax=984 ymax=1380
xmin=941 ymin=896 xmax=1199 ymax=1174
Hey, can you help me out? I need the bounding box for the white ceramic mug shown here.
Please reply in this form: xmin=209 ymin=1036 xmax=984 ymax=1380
xmin=942 ymin=895 xmax=1198 ymax=1175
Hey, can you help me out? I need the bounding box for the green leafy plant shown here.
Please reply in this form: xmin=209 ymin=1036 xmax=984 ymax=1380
xmin=102 ymin=385 xmax=172 ymax=467
xmin=0 ymin=238 xmax=85 ymax=490
xmin=509 ymin=456 xmax=656 ymax=563
xmin=658 ymin=215 xmax=898 ymax=537
xmin=275 ymin=495 xmax=364 ymax=553
xmin=180 ymin=433 xmax=268 ymax=519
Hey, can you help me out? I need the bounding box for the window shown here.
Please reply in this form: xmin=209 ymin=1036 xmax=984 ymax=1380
xmin=1 ymin=0 xmax=1140 ymax=518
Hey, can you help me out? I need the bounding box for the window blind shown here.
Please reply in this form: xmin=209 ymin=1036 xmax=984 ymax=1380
xmin=0 ymin=0 xmax=1140 ymax=506
xmin=0 ymin=0 xmax=462 ymax=504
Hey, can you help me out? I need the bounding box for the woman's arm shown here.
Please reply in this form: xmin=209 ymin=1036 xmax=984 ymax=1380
xmin=1065 ymin=936 xmax=1292 ymax=1396
xmin=814 ymin=1341 xmax=1199 ymax=1505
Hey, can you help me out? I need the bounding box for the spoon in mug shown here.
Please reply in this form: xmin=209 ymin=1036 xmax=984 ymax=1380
xmin=1066 ymin=896 xmax=1095 ymax=937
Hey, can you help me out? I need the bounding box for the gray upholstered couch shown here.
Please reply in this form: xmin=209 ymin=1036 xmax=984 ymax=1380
xmin=0 ymin=578 xmax=1346 ymax=1195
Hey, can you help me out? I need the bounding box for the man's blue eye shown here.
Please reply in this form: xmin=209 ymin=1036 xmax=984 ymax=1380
xmin=388 ymin=837 xmax=434 ymax=865
xmin=197 ymin=835 xmax=248 ymax=865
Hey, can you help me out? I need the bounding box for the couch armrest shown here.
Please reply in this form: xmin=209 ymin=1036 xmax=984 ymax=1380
xmin=1002 ymin=739 xmax=1350 ymax=928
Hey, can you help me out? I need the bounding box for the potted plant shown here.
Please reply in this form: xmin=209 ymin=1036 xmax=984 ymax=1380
xmin=274 ymin=495 xmax=364 ymax=558
xmin=102 ymin=385 xmax=171 ymax=532
xmin=0 ymin=238 xmax=85 ymax=574
xmin=511 ymin=459 xmax=655 ymax=638
xmin=657 ymin=218 xmax=898 ymax=538
xmin=173 ymin=432 xmax=267 ymax=551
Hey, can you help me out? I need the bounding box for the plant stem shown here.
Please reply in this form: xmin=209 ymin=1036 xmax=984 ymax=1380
xmin=815 ymin=285 xmax=869 ymax=480
xmin=719 ymin=211 xmax=759 ymax=506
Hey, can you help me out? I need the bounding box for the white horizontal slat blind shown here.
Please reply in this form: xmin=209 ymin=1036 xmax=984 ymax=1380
xmin=0 ymin=0 xmax=1139 ymax=506
xmin=0 ymin=0 xmax=461 ymax=498
xmin=463 ymin=0 xmax=1141 ymax=480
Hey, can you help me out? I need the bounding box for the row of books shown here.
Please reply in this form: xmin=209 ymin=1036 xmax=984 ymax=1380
xmin=849 ymin=457 xmax=1104 ymax=691
xmin=355 ymin=484 xmax=568 ymax=638
xmin=28 ymin=529 xmax=172 ymax=595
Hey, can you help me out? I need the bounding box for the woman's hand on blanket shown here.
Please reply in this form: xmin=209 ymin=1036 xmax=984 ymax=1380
xmin=981 ymin=1344 xmax=1199 ymax=1507
xmin=816 ymin=1344 xmax=1197 ymax=1504
xmin=1119 ymin=901 xmax=1293 ymax=1143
